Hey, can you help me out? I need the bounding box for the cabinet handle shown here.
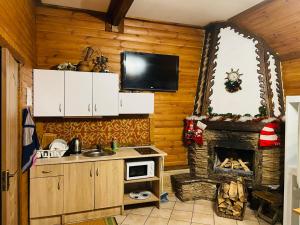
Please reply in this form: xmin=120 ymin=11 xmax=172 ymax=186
xmin=42 ymin=170 xmax=52 ymax=174
xmin=57 ymin=179 xmax=60 ymax=190
xmin=90 ymin=168 xmax=93 ymax=177
xmin=96 ymin=168 xmax=99 ymax=176
xmin=88 ymin=104 xmax=91 ymax=112
xmin=59 ymin=104 xmax=62 ymax=112
xmin=94 ymin=104 xmax=97 ymax=112
xmin=120 ymin=99 xmax=123 ymax=107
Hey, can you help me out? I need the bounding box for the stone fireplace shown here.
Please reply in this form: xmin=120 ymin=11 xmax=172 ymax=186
xmin=171 ymin=23 xmax=285 ymax=202
xmin=188 ymin=121 xmax=284 ymax=187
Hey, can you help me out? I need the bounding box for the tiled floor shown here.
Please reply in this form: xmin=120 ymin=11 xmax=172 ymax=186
xmin=115 ymin=194 xmax=281 ymax=225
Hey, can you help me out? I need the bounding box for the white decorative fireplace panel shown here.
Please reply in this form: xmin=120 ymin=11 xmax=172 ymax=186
xmin=209 ymin=27 xmax=261 ymax=116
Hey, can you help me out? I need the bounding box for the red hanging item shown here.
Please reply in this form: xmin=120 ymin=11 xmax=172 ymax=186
xmin=184 ymin=118 xmax=207 ymax=146
xmin=259 ymin=122 xmax=281 ymax=147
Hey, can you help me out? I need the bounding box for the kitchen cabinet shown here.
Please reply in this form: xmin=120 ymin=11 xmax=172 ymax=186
xmin=33 ymin=69 xmax=64 ymax=117
xmin=30 ymin=176 xmax=63 ymax=218
xmin=93 ymin=73 xmax=119 ymax=116
xmin=65 ymin=71 xmax=93 ymax=116
xmin=119 ymin=93 xmax=154 ymax=114
xmin=63 ymin=162 xmax=95 ymax=214
xmin=95 ymin=160 xmax=124 ymax=209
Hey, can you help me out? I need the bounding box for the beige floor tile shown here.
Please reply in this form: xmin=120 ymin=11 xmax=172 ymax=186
xmin=122 ymin=214 xmax=148 ymax=225
xmin=130 ymin=206 xmax=153 ymax=216
xmin=174 ymin=202 xmax=194 ymax=212
xmin=168 ymin=219 xmax=191 ymax=225
xmin=161 ymin=201 xmax=176 ymax=209
xmin=145 ymin=217 xmax=169 ymax=225
xmin=115 ymin=215 xmax=126 ymax=224
xmin=214 ymin=214 xmax=237 ymax=225
xmin=150 ymin=208 xmax=172 ymax=219
xmin=168 ymin=195 xmax=178 ymax=202
xmin=192 ymin=212 xmax=214 ymax=224
xmin=170 ymin=210 xmax=193 ymax=222
xmin=194 ymin=199 xmax=214 ymax=207
xmin=184 ymin=200 xmax=195 ymax=204
xmin=193 ymin=204 xmax=214 ymax=215
xmin=124 ymin=209 xmax=132 ymax=215
xmin=237 ymin=220 xmax=260 ymax=225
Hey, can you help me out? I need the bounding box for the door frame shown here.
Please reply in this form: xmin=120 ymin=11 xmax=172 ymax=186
xmin=1 ymin=47 xmax=20 ymax=225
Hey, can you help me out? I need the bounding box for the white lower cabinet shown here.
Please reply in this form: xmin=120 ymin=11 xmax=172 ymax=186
xmin=119 ymin=93 xmax=154 ymax=114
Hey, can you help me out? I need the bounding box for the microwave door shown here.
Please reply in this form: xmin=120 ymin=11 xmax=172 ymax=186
xmin=129 ymin=165 xmax=148 ymax=179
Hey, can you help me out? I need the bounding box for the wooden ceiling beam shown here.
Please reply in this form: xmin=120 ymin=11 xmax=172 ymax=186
xmin=106 ymin=0 xmax=134 ymax=26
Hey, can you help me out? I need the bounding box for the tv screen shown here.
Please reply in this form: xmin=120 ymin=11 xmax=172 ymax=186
xmin=121 ymin=51 xmax=179 ymax=91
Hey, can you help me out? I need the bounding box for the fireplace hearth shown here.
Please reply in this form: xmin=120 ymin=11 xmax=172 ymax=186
xmin=172 ymin=121 xmax=284 ymax=201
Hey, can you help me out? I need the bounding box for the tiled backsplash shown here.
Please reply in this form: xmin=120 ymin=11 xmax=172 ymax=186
xmin=35 ymin=117 xmax=151 ymax=149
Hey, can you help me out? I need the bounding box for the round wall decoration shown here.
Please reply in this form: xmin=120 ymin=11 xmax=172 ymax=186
xmin=224 ymin=69 xmax=243 ymax=93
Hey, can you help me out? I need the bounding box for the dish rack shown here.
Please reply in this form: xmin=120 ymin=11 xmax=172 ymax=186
xmin=36 ymin=149 xmax=67 ymax=158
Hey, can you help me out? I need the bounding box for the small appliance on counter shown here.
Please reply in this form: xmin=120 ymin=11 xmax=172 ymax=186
xmin=125 ymin=160 xmax=155 ymax=180
xmin=66 ymin=137 xmax=82 ymax=155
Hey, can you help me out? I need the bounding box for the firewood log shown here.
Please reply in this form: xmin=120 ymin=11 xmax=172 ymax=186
xmin=237 ymin=180 xmax=245 ymax=202
xmin=223 ymin=183 xmax=230 ymax=194
xmin=220 ymin=158 xmax=229 ymax=168
xmin=238 ymin=159 xmax=250 ymax=172
xmin=219 ymin=202 xmax=227 ymax=208
xmin=229 ymin=181 xmax=238 ymax=201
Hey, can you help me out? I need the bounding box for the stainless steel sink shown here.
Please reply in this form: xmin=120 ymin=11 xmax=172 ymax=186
xmin=82 ymin=150 xmax=116 ymax=157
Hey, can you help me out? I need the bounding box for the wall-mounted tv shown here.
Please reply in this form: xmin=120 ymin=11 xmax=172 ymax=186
xmin=121 ymin=51 xmax=179 ymax=92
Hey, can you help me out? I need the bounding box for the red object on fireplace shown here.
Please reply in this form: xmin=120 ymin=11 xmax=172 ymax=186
xmin=184 ymin=119 xmax=206 ymax=146
xmin=259 ymin=122 xmax=281 ymax=147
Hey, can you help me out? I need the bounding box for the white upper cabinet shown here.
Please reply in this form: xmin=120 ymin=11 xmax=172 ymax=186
xmin=93 ymin=73 xmax=119 ymax=116
xmin=119 ymin=93 xmax=154 ymax=114
xmin=33 ymin=69 xmax=64 ymax=117
xmin=65 ymin=71 xmax=93 ymax=117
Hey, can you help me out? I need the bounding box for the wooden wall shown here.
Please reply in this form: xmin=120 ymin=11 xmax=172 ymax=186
xmin=35 ymin=6 xmax=204 ymax=166
xmin=0 ymin=1 xmax=36 ymax=225
xmin=230 ymin=0 xmax=300 ymax=96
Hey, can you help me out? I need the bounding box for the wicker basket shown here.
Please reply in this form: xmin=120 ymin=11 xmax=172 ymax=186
xmin=215 ymin=180 xmax=248 ymax=221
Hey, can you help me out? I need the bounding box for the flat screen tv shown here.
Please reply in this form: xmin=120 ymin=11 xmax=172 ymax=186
xmin=121 ymin=51 xmax=179 ymax=91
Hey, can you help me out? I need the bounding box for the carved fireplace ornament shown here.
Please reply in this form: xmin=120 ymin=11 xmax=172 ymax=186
xmin=225 ymin=69 xmax=243 ymax=93
xmin=194 ymin=23 xmax=284 ymax=118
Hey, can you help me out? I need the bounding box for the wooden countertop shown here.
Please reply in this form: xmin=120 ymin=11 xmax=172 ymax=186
xmin=34 ymin=146 xmax=167 ymax=166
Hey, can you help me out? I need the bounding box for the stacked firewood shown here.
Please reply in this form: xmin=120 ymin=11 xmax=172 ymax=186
xmin=217 ymin=177 xmax=247 ymax=218
xmin=217 ymin=158 xmax=250 ymax=171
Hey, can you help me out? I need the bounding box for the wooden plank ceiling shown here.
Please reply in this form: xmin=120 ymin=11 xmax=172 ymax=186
xmin=230 ymin=0 xmax=300 ymax=61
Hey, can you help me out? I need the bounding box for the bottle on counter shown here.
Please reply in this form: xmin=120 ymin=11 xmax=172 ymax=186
xmin=111 ymin=137 xmax=118 ymax=151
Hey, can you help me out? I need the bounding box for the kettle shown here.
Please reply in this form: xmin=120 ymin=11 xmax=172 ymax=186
xmin=68 ymin=138 xmax=82 ymax=154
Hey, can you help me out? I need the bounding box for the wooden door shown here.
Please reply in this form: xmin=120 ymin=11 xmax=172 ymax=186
xmin=119 ymin=93 xmax=154 ymax=114
xmin=95 ymin=160 xmax=124 ymax=209
xmin=30 ymin=176 xmax=63 ymax=218
xmin=33 ymin=69 xmax=65 ymax=117
xmin=65 ymin=71 xmax=93 ymax=116
xmin=93 ymin=73 xmax=119 ymax=116
xmin=1 ymin=48 xmax=19 ymax=225
xmin=63 ymin=162 xmax=94 ymax=213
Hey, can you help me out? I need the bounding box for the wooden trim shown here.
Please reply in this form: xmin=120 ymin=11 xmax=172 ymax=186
xmin=36 ymin=1 xmax=106 ymax=20
xmin=228 ymin=0 xmax=273 ymax=22
xmin=106 ymin=0 xmax=134 ymax=26
xmin=193 ymin=30 xmax=211 ymax=115
xmin=264 ymin=51 xmax=274 ymax=116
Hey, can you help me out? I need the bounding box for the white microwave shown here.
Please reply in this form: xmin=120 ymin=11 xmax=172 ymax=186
xmin=125 ymin=160 xmax=155 ymax=180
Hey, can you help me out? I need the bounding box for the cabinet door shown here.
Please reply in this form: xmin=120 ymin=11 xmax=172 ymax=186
xmin=119 ymin=93 xmax=154 ymax=114
xmin=95 ymin=160 xmax=124 ymax=209
xmin=65 ymin=71 xmax=93 ymax=116
xmin=63 ymin=162 xmax=94 ymax=213
xmin=30 ymin=176 xmax=63 ymax=218
xmin=93 ymin=73 xmax=119 ymax=116
xmin=33 ymin=69 xmax=64 ymax=117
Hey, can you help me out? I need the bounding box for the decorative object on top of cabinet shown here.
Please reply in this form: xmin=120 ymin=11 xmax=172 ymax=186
xmin=57 ymin=62 xmax=77 ymax=71
xmin=93 ymin=55 xmax=109 ymax=72
xmin=77 ymin=47 xmax=95 ymax=72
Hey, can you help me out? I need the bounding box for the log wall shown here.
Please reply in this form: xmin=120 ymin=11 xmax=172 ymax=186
xmin=35 ymin=6 xmax=204 ymax=166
